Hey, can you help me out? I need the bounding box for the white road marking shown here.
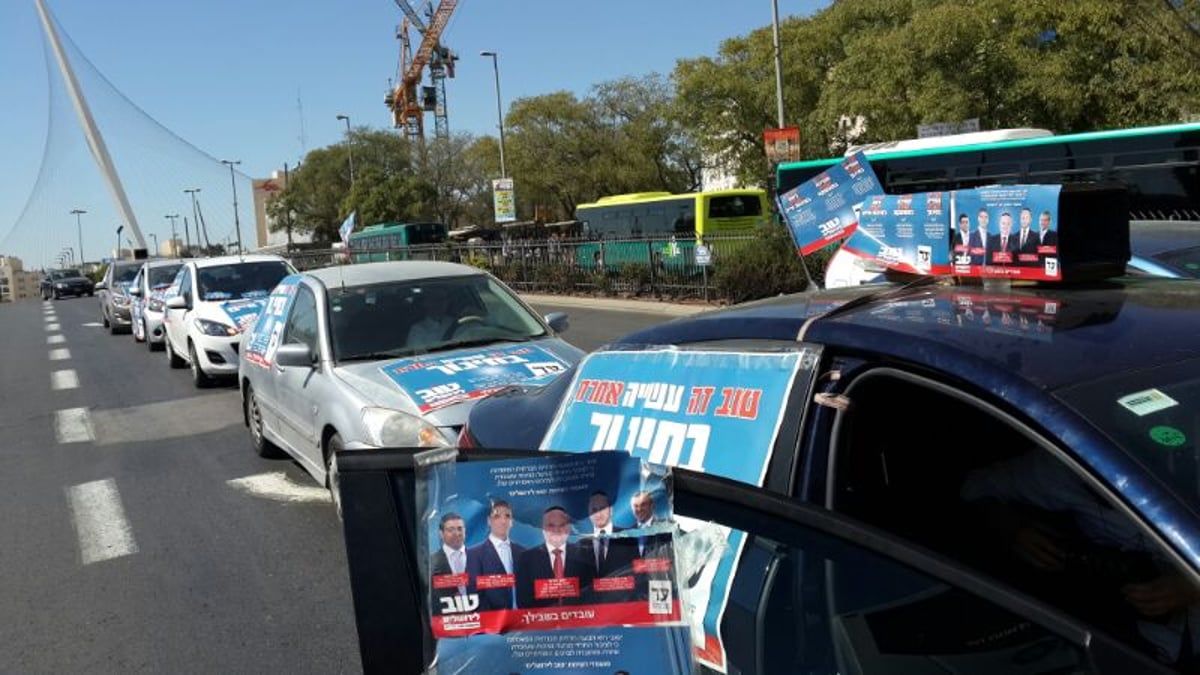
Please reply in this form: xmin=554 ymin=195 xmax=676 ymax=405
xmin=54 ymin=408 xmax=95 ymax=443
xmin=51 ymin=369 xmax=79 ymax=391
xmin=81 ymin=322 xmax=103 ymax=328
xmin=66 ymin=479 xmax=138 ymax=565
xmin=49 ymin=348 xmax=72 ymax=361
xmin=46 ymin=334 xmax=65 ymax=344
xmin=45 ymin=323 xmax=61 ymax=331
xmin=227 ymin=472 xmax=330 ymax=504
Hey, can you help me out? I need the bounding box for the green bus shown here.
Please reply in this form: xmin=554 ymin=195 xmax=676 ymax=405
xmin=776 ymin=122 xmax=1200 ymax=219
xmin=574 ymin=189 xmax=769 ymax=269
xmin=348 ymin=222 xmax=449 ymax=263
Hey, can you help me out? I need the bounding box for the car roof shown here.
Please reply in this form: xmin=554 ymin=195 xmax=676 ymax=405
xmin=303 ymin=260 xmax=484 ymax=287
xmin=141 ymin=258 xmax=187 ymax=269
xmin=190 ymin=254 xmax=287 ymax=269
xmin=618 ymin=277 xmax=1200 ymax=392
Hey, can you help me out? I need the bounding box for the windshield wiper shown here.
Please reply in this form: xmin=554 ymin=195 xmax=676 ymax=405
xmin=338 ymin=349 xmax=420 ymax=362
xmin=425 ymin=335 xmax=535 ymax=354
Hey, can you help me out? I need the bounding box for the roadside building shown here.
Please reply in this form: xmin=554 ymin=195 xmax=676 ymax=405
xmin=0 ymin=256 xmax=43 ymax=302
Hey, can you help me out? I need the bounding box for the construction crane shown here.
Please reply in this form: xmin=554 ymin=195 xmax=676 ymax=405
xmin=386 ymin=0 xmax=458 ymax=144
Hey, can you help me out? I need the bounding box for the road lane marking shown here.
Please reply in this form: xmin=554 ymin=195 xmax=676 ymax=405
xmin=49 ymin=348 xmax=72 ymax=361
xmin=47 ymin=334 xmax=65 ymax=344
xmin=81 ymin=322 xmax=103 ymax=328
xmin=51 ymin=369 xmax=79 ymax=391
xmin=66 ymin=479 xmax=138 ymax=565
xmin=45 ymin=323 xmax=61 ymax=331
xmin=227 ymin=472 xmax=330 ymax=504
xmin=90 ymin=395 xmax=241 ymax=445
xmin=54 ymin=408 xmax=95 ymax=443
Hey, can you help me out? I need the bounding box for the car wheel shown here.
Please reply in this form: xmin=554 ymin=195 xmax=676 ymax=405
xmin=326 ymin=433 xmax=344 ymax=520
xmin=102 ymin=309 xmax=109 ymax=328
xmin=109 ymin=316 xmax=120 ymax=335
xmin=246 ymin=385 xmax=284 ymax=459
xmin=189 ymin=342 xmax=213 ymax=388
xmin=52 ymin=290 xmax=60 ymax=300
xmin=166 ymin=336 xmax=186 ymax=369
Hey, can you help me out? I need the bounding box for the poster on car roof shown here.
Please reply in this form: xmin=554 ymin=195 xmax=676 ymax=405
xmin=952 ymin=185 xmax=1062 ymax=280
xmin=242 ymin=275 xmax=303 ymax=368
xmin=422 ymin=452 xmax=694 ymax=673
xmin=381 ymin=343 xmax=569 ymax=414
xmin=777 ymin=152 xmax=883 ymax=256
xmin=539 ymin=348 xmax=817 ymax=671
xmin=842 ymin=192 xmax=952 ymax=275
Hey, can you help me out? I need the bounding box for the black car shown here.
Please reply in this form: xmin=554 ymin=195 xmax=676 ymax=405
xmin=41 ymin=268 xmax=94 ymax=300
xmin=444 ymin=277 xmax=1200 ymax=674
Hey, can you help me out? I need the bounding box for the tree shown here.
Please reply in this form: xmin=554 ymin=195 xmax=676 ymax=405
xmin=417 ymin=133 xmax=493 ymax=229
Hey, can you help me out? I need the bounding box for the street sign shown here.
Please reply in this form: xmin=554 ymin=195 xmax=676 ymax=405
xmin=695 ymin=244 xmax=712 ymax=266
xmin=492 ymin=178 xmax=516 ymax=223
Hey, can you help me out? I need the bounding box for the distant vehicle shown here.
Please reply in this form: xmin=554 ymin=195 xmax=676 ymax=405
xmin=95 ymin=261 xmax=142 ymax=333
xmin=237 ymin=261 xmax=583 ymax=514
xmin=162 ymin=254 xmax=295 ymax=387
xmin=777 ymin=121 xmax=1200 ymax=221
xmin=40 ymin=268 xmax=93 ymax=300
xmin=128 ymin=259 xmax=185 ymax=349
xmin=348 ymin=222 xmax=449 ymax=263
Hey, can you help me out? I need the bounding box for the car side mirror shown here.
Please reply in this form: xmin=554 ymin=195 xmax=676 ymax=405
xmin=275 ymin=342 xmax=316 ymax=369
xmin=544 ymin=312 xmax=569 ymax=333
xmin=128 ymin=287 xmax=143 ymax=297
xmin=94 ymin=281 xmax=108 ymax=291
xmin=165 ymin=295 xmax=187 ymax=310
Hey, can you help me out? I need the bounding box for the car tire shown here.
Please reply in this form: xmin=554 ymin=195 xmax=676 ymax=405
xmin=52 ymin=291 xmax=60 ymax=301
xmin=109 ymin=316 xmax=120 ymax=335
xmin=189 ymin=342 xmax=213 ymax=388
xmin=326 ymin=433 xmax=344 ymax=520
xmin=166 ymin=337 xmax=186 ymax=369
xmin=246 ymin=385 xmax=284 ymax=459
xmin=102 ymin=309 xmax=109 ymax=328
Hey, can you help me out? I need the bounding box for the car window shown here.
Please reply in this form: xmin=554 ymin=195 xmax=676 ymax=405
xmin=196 ymin=261 xmax=291 ymax=301
xmin=177 ymin=267 xmax=192 ymax=301
xmin=283 ymin=286 xmax=319 ymax=353
xmin=113 ymin=264 xmax=140 ymax=284
xmin=826 ymin=369 xmax=1199 ymax=671
xmin=148 ymin=264 xmax=183 ymax=289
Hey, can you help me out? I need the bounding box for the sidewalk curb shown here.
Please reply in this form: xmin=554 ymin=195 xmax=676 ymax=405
xmin=522 ymin=293 xmax=714 ymax=317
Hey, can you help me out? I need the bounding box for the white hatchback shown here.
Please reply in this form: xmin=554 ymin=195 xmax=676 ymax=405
xmin=162 ymin=254 xmax=296 ymax=387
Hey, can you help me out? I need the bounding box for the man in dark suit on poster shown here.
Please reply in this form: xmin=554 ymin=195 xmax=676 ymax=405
xmin=581 ymin=491 xmax=638 ymax=603
xmin=987 ymin=212 xmax=1018 ymax=265
xmin=430 ymin=512 xmax=468 ymax=610
xmin=1016 ymin=208 xmax=1040 ymax=267
xmin=516 ymin=506 xmax=595 ymax=608
xmin=969 ymin=209 xmax=990 ymax=266
xmin=466 ymin=499 xmax=525 ymax=611
xmin=630 ymin=490 xmax=675 ymax=602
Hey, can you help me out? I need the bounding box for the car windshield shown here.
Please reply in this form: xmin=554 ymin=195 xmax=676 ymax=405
xmin=1153 ymin=246 xmax=1200 ymax=278
xmin=1057 ymin=356 xmax=1200 ymax=507
xmin=52 ymin=269 xmax=81 ymax=279
xmin=148 ymin=264 xmax=183 ymax=288
xmin=328 ymin=275 xmax=547 ymax=361
xmin=196 ymin=261 xmax=291 ymax=301
xmin=112 ymin=264 xmax=140 ymax=284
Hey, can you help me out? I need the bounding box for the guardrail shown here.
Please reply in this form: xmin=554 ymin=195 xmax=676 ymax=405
xmin=285 ymin=234 xmax=760 ymax=301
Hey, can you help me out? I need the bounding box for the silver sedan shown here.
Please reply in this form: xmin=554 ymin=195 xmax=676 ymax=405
xmin=238 ymin=261 xmax=583 ymax=513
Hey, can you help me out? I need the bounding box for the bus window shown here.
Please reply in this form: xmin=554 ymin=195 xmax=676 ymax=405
xmin=708 ymin=195 xmax=763 ymax=219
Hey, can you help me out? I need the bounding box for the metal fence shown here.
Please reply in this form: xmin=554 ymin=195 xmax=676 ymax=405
xmin=285 ymin=234 xmax=761 ymax=301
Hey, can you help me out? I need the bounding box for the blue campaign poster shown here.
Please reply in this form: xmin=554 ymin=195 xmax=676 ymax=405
xmin=220 ymin=298 xmax=268 ymax=332
xmin=539 ymin=349 xmax=812 ymax=671
xmin=844 ymin=192 xmax=951 ymax=275
xmin=777 ymin=152 xmax=884 ymax=256
xmin=243 ymin=275 xmax=303 ymax=368
xmin=952 ymin=185 xmax=1063 ymax=279
xmin=436 ymin=625 xmax=694 ymax=674
xmin=381 ymin=344 xmax=569 ymax=414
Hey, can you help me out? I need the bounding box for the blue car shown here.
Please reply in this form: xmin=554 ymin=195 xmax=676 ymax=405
xmin=453 ymin=276 xmax=1200 ymax=673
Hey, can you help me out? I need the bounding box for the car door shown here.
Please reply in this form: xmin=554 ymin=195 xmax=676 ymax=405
xmin=164 ymin=265 xmax=192 ymax=355
xmin=272 ymin=282 xmax=326 ymax=473
xmin=333 ymin=448 xmax=1167 ymax=674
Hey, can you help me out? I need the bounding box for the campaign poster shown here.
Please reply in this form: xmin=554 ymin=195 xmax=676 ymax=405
xmin=539 ymin=349 xmax=815 ymax=671
xmin=380 ymin=344 xmax=569 ymax=414
xmin=242 ymin=275 xmax=303 ymax=368
xmin=436 ymin=626 xmax=694 ymax=674
xmin=951 ymin=185 xmax=1062 ymax=280
xmin=842 ymin=192 xmax=951 ymax=275
xmin=777 ymin=152 xmax=883 ymax=256
xmin=493 ymin=178 xmax=517 ymax=224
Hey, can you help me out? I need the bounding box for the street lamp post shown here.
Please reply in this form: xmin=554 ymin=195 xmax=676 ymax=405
xmin=149 ymin=233 xmax=159 ymax=255
xmin=164 ymin=214 xmax=179 ymax=255
xmin=336 ymin=114 xmax=355 ymax=185
xmin=221 ymin=160 xmax=244 ymax=254
xmin=184 ymin=188 xmax=202 ymax=253
xmin=116 ymin=225 xmax=124 ymax=260
xmin=70 ymin=208 xmax=86 ymax=267
xmin=770 ymin=0 xmax=786 ymax=129
xmin=480 ymin=51 xmax=507 ymax=178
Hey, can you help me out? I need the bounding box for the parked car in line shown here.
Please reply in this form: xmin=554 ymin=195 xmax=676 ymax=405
xmin=458 ymin=276 xmax=1200 ymax=673
xmin=128 ymin=259 xmax=185 ymax=350
xmin=238 ymin=260 xmax=583 ymax=513
xmin=162 ymin=254 xmax=295 ymax=387
xmin=95 ymin=260 xmax=143 ymax=334
xmin=40 ymin=268 xmax=93 ymax=300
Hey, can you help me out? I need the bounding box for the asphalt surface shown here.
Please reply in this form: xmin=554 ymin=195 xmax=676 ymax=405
xmin=0 ymin=295 xmax=672 ymax=673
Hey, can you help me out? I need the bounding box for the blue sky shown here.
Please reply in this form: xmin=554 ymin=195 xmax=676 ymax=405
xmin=0 ymin=0 xmax=826 ymax=267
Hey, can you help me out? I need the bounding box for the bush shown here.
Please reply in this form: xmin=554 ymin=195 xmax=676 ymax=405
xmin=712 ymin=224 xmax=826 ymax=304
xmin=616 ymin=263 xmax=652 ymax=295
xmin=533 ymin=264 xmax=585 ymax=293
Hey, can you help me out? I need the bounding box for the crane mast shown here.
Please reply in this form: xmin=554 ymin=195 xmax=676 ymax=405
xmin=387 ymin=0 xmax=458 ymax=144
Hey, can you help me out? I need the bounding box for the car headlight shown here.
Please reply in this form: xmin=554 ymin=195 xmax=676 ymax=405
xmin=361 ymin=407 xmax=449 ymax=447
xmin=55 ymin=282 xmax=66 ymax=289
xmin=194 ymin=318 xmax=239 ymax=337
xmin=148 ymin=298 xmax=165 ymax=312
xmin=113 ymin=295 xmax=131 ymax=307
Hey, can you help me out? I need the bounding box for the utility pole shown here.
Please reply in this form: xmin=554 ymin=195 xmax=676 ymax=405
xmin=184 ymin=188 xmax=202 ymax=252
xmin=222 ymin=160 xmax=244 ymax=254
xmin=480 ymin=51 xmax=507 ymax=178
xmin=771 ymin=0 xmax=786 ymax=128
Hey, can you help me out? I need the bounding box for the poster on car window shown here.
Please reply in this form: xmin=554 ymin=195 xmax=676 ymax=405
xmin=777 ymin=152 xmax=883 ymax=256
xmin=243 ymin=275 xmax=303 ymax=368
xmin=539 ymin=348 xmax=817 ymax=671
xmin=420 ymin=451 xmax=694 ymax=673
xmin=381 ymin=344 xmax=569 ymax=414
xmin=842 ymin=192 xmax=952 ymax=275
xmin=951 ymin=185 xmax=1062 ymax=280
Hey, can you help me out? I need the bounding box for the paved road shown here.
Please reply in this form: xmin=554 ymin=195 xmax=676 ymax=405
xmin=0 ymin=295 xmax=670 ymax=672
